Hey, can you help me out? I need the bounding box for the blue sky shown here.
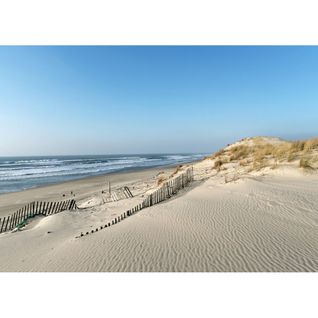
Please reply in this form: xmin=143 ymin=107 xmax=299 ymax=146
xmin=0 ymin=46 xmax=318 ymax=156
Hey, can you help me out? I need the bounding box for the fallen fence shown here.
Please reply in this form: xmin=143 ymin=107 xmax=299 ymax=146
xmin=0 ymin=199 xmax=77 ymax=233
xmin=78 ymin=167 xmax=194 ymax=238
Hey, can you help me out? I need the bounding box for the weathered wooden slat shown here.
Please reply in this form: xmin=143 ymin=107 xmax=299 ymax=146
xmin=55 ymin=202 xmax=60 ymax=213
xmin=26 ymin=204 xmax=29 ymax=218
xmin=52 ymin=202 xmax=58 ymax=213
xmin=55 ymin=201 xmax=60 ymax=213
xmin=13 ymin=212 xmax=18 ymax=229
xmin=0 ymin=217 xmax=5 ymax=233
xmin=49 ymin=202 xmax=54 ymax=214
xmin=46 ymin=202 xmax=51 ymax=215
xmin=9 ymin=212 xmax=14 ymax=230
xmin=10 ymin=213 xmax=15 ymax=230
xmin=4 ymin=216 xmax=10 ymax=232
xmin=17 ymin=209 xmax=21 ymax=225
xmin=31 ymin=202 xmax=34 ymax=217
xmin=69 ymin=199 xmax=75 ymax=210
xmin=41 ymin=202 xmax=45 ymax=215
xmin=42 ymin=202 xmax=46 ymax=215
xmin=38 ymin=202 xmax=42 ymax=215
xmin=51 ymin=202 xmax=56 ymax=214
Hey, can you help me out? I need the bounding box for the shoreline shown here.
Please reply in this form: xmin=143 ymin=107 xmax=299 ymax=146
xmin=0 ymin=161 xmax=195 ymax=216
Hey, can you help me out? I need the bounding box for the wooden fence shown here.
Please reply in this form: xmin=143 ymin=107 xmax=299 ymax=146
xmin=79 ymin=167 xmax=194 ymax=238
xmin=0 ymin=199 xmax=77 ymax=234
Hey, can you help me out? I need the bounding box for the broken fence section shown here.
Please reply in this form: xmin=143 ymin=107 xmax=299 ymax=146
xmin=78 ymin=167 xmax=194 ymax=238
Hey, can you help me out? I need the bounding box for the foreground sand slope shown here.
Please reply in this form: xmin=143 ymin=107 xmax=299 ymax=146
xmin=1 ymin=136 xmax=318 ymax=272
xmin=1 ymin=171 xmax=318 ymax=272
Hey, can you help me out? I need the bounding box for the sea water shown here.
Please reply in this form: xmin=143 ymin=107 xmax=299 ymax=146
xmin=0 ymin=153 xmax=206 ymax=193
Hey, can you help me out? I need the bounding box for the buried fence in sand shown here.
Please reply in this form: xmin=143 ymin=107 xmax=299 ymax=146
xmin=78 ymin=167 xmax=194 ymax=238
xmin=0 ymin=167 xmax=194 ymax=236
xmin=0 ymin=199 xmax=77 ymax=233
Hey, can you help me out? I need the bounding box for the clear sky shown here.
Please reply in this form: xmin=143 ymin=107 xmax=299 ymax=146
xmin=1 ymin=46 xmax=318 ymax=156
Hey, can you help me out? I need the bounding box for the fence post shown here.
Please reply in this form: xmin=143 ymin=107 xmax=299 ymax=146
xmin=0 ymin=217 xmax=5 ymax=233
xmin=4 ymin=216 xmax=10 ymax=232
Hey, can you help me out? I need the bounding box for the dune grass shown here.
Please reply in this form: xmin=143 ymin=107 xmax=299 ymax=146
xmin=210 ymin=137 xmax=318 ymax=172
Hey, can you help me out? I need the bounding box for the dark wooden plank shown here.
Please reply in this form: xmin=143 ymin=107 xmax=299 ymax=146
xmin=43 ymin=202 xmax=48 ymax=215
xmin=55 ymin=201 xmax=60 ymax=213
xmin=4 ymin=216 xmax=10 ymax=232
xmin=9 ymin=213 xmax=14 ymax=230
xmin=20 ymin=208 xmax=24 ymax=222
xmin=46 ymin=202 xmax=52 ymax=215
xmin=45 ymin=202 xmax=50 ymax=215
xmin=26 ymin=203 xmax=30 ymax=218
xmin=52 ymin=202 xmax=58 ymax=213
xmin=12 ymin=212 xmax=17 ymax=229
xmin=51 ymin=202 xmax=56 ymax=214
xmin=49 ymin=202 xmax=54 ymax=214
xmin=63 ymin=200 xmax=68 ymax=211
xmin=31 ymin=202 xmax=35 ymax=217
xmin=38 ymin=202 xmax=42 ymax=215
xmin=41 ymin=202 xmax=46 ymax=215
xmin=17 ymin=209 xmax=21 ymax=225
xmin=0 ymin=217 xmax=5 ymax=233
xmin=42 ymin=202 xmax=46 ymax=215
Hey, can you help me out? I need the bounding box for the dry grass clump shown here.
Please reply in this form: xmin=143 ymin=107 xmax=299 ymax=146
xmin=157 ymin=175 xmax=166 ymax=186
xmin=304 ymin=138 xmax=318 ymax=151
xmin=224 ymin=173 xmax=239 ymax=183
xmin=210 ymin=148 xmax=225 ymax=159
xmin=290 ymin=141 xmax=305 ymax=153
xmin=170 ymin=165 xmax=183 ymax=177
xmin=229 ymin=145 xmax=250 ymax=161
xmin=239 ymin=159 xmax=250 ymax=166
xmin=252 ymin=157 xmax=267 ymax=171
xmin=214 ymin=159 xmax=223 ymax=171
xmin=299 ymin=158 xmax=312 ymax=169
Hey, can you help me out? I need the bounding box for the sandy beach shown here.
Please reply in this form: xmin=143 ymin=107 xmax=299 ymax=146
xmin=1 ymin=137 xmax=318 ymax=272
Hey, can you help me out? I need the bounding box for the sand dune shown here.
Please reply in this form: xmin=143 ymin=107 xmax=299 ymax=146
xmin=1 ymin=171 xmax=318 ymax=271
xmin=1 ymin=137 xmax=318 ymax=272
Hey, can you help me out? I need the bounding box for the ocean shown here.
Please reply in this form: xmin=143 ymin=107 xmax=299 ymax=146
xmin=0 ymin=153 xmax=206 ymax=194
